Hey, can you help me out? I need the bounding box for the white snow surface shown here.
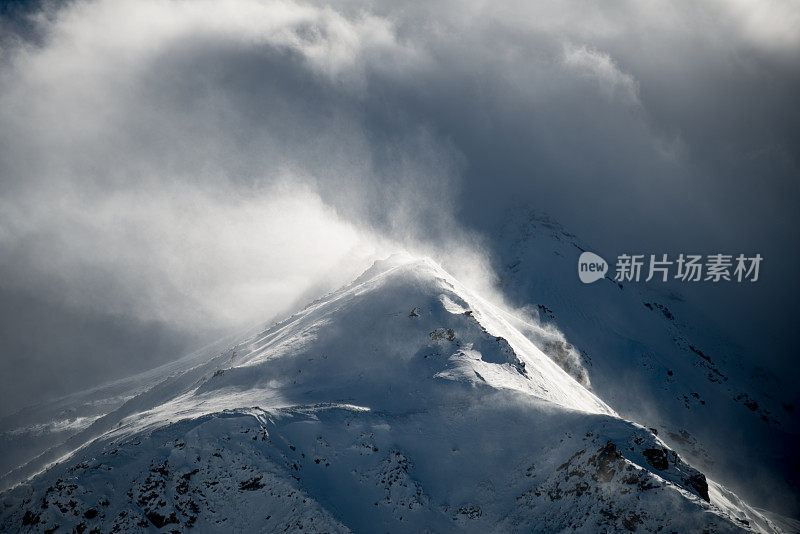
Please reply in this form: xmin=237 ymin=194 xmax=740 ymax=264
xmin=0 ymin=254 xmax=785 ymax=532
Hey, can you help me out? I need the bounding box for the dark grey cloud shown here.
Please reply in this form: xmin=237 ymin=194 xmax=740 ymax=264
xmin=0 ymin=0 xmax=797 ymax=417
xmin=0 ymin=284 xmax=198 ymax=412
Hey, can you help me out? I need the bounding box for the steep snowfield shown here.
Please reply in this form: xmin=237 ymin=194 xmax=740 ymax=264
xmin=0 ymin=255 xmax=785 ymax=532
xmin=493 ymin=211 xmax=799 ymax=518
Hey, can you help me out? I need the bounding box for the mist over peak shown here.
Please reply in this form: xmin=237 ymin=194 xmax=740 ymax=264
xmin=0 ymin=0 xmax=798 ymax=524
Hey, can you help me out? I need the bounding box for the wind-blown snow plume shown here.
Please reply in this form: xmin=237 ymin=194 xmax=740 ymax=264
xmin=0 ymin=0 xmax=797 ymax=447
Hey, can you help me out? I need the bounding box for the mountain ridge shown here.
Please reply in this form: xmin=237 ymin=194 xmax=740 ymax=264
xmin=0 ymin=253 xmax=786 ymax=532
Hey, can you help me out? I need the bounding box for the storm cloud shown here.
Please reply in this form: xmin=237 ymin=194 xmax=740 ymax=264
xmin=0 ymin=0 xmax=798 ymax=416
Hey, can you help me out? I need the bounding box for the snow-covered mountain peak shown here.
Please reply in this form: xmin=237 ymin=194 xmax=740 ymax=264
xmin=122 ymin=253 xmax=613 ymax=435
xmin=0 ymin=254 xmax=788 ymax=532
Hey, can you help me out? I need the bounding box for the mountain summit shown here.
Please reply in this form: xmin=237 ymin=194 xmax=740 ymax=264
xmin=0 ymin=255 xmax=782 ymax=532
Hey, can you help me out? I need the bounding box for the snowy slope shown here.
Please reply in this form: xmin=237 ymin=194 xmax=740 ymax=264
xmin=0 ymin=255 xmax=785 ymax=532
xmin=493 ymin=210 xmax=799 ymax=519
xmin=0 ymin=329 xmax=252 ymax=482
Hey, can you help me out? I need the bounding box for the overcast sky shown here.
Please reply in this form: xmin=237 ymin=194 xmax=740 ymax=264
xmin=0 ymin=0 xmax=798 ymax=415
